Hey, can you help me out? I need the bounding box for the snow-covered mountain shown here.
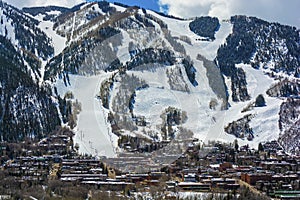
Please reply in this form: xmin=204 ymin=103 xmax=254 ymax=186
xmin=0 ymin=1 xmax=60 ymax=141
xmin=0 ymin=1 xmax=299 ymax=158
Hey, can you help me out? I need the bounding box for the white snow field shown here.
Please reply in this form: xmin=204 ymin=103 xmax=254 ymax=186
xmin=51 ymin=4 xmax=284 ymax=158
xmin=38 ymin=18 xmax=67 ymax=84
xmin=204 ymin=64 xmax=281 ymax=148
xmin=31 ymin=8 xmax=117 ymax=157
xmin=147 ymin=10 xmax=233 ymax=60
xmin=38 ymin=19 xmax=66 ymax=56
xmin=55 ymin=74 xmax=116 ymax=158
xmin=0 ymin=7 xmax=18 ymax=46
xmin=130 ymin=13 xmax=281 ymax=149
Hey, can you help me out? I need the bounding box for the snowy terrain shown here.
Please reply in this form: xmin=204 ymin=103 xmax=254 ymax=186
xmin=55 ymin=74 xmax=117 ymax=158
xmin=202 ymin=64 xmax=282 ymax=148
xmin=0 ymin=8 xmax=16 ymax=45
xmin=147 ymin=11 xmax=233 ymax=60
xmin=37 ymin=16 xmax=66 ymax=56
xmin=110 ymin=13 xmax=224 ymax=142
xmin=24 ymin=8 xmax=118 ymax=157
xmin=34 ymin=14 xmax=67 ymax=84
xmin=0 ymin=0 xmax=298 ymax=166
xmin=47 ymin=3 xmax=287 ymax=157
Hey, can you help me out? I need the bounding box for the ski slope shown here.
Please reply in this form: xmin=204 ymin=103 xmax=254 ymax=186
xmin=130 ymin=11 xmax=282 ymax=149
xmin=38 ymin=19 xmax=66 ymax=56
xmin=147 ymin=10 xmax=232 ymax=60
xmin=51 ymin=4 xmax=285 ymax=157
xmin=55 ymin=74 xmax=116 ymax=158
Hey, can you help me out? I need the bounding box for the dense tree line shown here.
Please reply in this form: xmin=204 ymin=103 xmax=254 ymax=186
xmin=278 ymin=98 xmax=300 ymax=154
xmin=255 ymin=94 xmax=266 ymax=107
xmin=189 ymin=16 xmax=220 ymax=40
xmin=267 ymin=79 xmax=300 ymax=98
xmin=230 ymin=68 xmax=250 ymax=102
xmin=182 ymin=58 xmax=198 ymax=86
xmin=225 ymin=114 xmax=254 ymax=141
xmin=113 ymin=48 xmax=176 ymax=72
xmin=134 ymin=14 xmax=155 ymax=28
xmin=22 ymin=5 xmax=69 ymax=17
xmin=145 ymin=13 xmax=168 ymax=29
xmin=99 ymin=74 xmax=116 ymax=109
xmin=1 ymin=2 xmax=54 ymax=80
xmin=0 ymin=37 xmax=60 ymax=142
xmin=216 ymin=15 xmax=299 ymax=102
xmin=52 ymin=2 xmax=114 ymax=30
xmin=1 ymin=2 xmax=54 ymax=60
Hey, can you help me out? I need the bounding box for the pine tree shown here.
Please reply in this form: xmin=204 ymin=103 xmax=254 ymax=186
xmin=234 ymin=139 xmax=239 ymax=152
xmin=255 ymin=94 xmax=266 ymax=107
xmin=258 ymin=142 xmax=264 ymax=152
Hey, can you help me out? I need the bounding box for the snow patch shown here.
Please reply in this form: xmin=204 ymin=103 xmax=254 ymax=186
xmin=110 ymin=3 xmax=127 ymax=12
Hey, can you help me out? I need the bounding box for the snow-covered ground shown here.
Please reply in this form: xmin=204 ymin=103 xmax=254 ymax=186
xmin=158 ymin=16 xmax=232 ymax=143
xmin=196 ymin=22 xmax=232 ymax=60
xmin=36 ymin=15 xmax=67 ymax=84
xmin=148 ymin=10 xmax=232 ymax=60
xmin=129 ymin=12 xmax=282 ymax=149
xmin=116 ymin=30 xmax=132 ymax=63
xmin=240 ymin=64 xmax=281 ymax=147
xmin=131 ymin=63 xmax=220 ymax=143
xmin=51 ymin=5 xmax=283 ymax=158
xmin=55 ymin=74 xmax=117 ymax=158
xmin=206 ymin=64 xmax=282 ymax=148
xmin=37 ymin=9 xmax=117 ymax=157
xmin=38 ymin=18 xmax=66 ymax=56
xmin=0 ymin=7 xmax=18 ymax=46
xmin=110 ymin=3 xmax=127 ymax=12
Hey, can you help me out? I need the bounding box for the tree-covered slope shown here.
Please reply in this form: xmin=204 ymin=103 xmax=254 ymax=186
xmin=216 ymin=15 xmax=299 ymax=102
xmin=0 ymin=36 xmax=60 ymax=141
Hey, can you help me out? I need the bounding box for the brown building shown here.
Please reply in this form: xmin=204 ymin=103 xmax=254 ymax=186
xmin=220 ymin=162 xmax=233 ymax=171
xmin=241 ymin=173 xmax=272 ymax=185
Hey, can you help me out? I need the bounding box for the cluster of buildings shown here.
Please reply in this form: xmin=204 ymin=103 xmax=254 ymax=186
xmin=3 ymin=156 xmax=51 ymax=186
xmin=1 ymin=131 xmax=300 ymax=199
xmin=163 ymin=140 xmax=300 ymax=199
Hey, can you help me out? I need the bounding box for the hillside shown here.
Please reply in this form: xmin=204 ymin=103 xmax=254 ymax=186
xmin=0 ymin=1 xmax=299 ymax=159
xmin=0 ymin=2 xmax=60 ymax=141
